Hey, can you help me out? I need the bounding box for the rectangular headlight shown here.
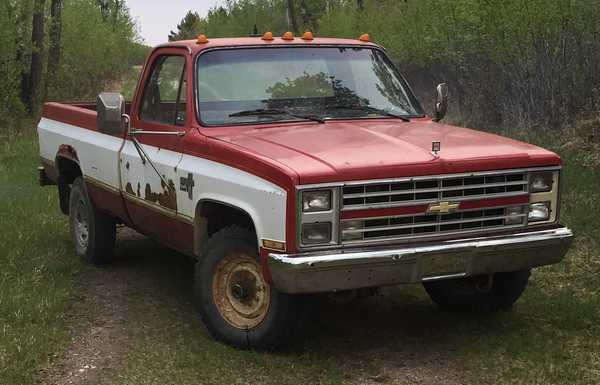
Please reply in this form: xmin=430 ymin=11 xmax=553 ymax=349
xmin=301 ymin=222 xmax=332 ymax=244
xmin=302 ymin=190 xmax=332 ymax=212
xmin=528 ymin=202 xmax=550 ymax=222
xmin=529 ymin=171 xmax=554 ymax=193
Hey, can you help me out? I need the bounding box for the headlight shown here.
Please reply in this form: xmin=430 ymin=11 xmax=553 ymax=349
xmin=529 ymin=171 xmax=554 ymax=193
xmin=528 ymin=202 xmax=550 ymax=222
xmin=505 ymin=206 xmax=524 ymax=225
xmin=302 ymin=190 xmax=332 ymax=212
xmin=341 ymin=220 xmax=364 ymax=241
xmin=301 ymin=222 xmax=332 ymax=244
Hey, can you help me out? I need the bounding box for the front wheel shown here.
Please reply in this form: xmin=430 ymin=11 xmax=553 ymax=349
xmin=194 ymin=226 xmax=305 ymax=349
xmin=423 ymin=270 xmax=531 ymax=311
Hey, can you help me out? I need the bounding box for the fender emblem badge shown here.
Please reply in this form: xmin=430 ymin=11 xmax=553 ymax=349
xmin=180 ymin=173 xmax=195 ymax=200
xmin=427 ymin=201 xmax=460 ymax=214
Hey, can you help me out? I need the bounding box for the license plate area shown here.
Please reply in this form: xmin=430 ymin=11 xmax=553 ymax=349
xmin=421 ymin=252 xmax=468 ymax=279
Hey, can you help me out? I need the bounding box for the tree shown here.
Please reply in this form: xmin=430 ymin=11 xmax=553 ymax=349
xmin=28 ymin=0 xmax=46 ymax=114
xmin=46 ymin=0 xmax=63 ymax=98
xmin=286 ymin=0 xmax=298 ymax=33
xmin=168 ymin=11 xmax=202 ymax=41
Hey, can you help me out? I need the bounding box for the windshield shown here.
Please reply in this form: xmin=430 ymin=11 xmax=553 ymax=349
xmin=196 ymin=47 xmax=424 ymax=125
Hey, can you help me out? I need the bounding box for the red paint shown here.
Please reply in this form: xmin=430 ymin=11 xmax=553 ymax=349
xmin=84 ymin=181 xmax=131 ymax=226
xmin=259 ymin=247 xmax=273 ymax=284
xmin=342 ymin=205 xmax=430 ymax=220
xmin=41 ymin=37 xmax=563 ymax=259
xmin=201 ymin=119 xmax=561 ymax=185
xmin=124 ymin=197 xmax=194 ymax=256
xmin=130 ymin=47 xmax=195 ymax=152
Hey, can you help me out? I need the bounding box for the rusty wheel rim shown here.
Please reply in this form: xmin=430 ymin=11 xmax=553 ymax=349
xmin=212 ymin=254 xmax=271 ymax=330
xmin=73 ymin=198 xmax=89 ymax=250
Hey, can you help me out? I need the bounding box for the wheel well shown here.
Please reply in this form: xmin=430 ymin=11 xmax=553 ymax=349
xmin=56 ymin=157 xmax=82 ymax=215
xmin=194 ymin=201 xmax=257 ymax=257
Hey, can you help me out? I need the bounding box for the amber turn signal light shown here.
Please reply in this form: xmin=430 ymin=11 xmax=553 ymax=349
xmin=359 ymin=33 xmax=370 ymax=42
xmin=302 ymin=31 xmax=314 ymax=40
xmin=197 ymin=34 xmax=209 ymax=44
xmin=282 ymin=31 xmax=295 ymax=40
xmin=262 ymin=31 xmax=274 ymax=41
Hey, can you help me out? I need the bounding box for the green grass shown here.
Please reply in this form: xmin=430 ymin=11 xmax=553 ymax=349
xmin=0 ymin=127 xmax=598 ymax=385
xmin=0 ymin=127 xmax=82 ymax=385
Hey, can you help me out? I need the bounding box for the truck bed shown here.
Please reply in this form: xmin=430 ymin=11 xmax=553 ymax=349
xmin=42 ymin=101 xmax=132 ymax=131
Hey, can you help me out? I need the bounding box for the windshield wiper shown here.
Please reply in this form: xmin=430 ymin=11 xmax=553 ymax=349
xmin=326 ymin=105 xmax=410 ymax=122
xmin=229 ymin=108 xmax=325 ymax=123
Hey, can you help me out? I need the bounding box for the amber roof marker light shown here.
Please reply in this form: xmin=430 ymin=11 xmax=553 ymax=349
xmin=262 ymin=31 xmax=274 ymax=41
xmin=282 ymin=31 xmax=295 ymax=41
xmin=359 ymin=33 xmax=371 ymax=42
xmin=302 ymin=31 xmax=314 ymax=41
xmin=197 ymin=34 xmax=209 ymax=44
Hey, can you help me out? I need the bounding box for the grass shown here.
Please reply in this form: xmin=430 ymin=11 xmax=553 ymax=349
xmin=0 ymin=125 xmax=598 ymax=385
xmin=0 ymin=127 xmax=82 ymax=384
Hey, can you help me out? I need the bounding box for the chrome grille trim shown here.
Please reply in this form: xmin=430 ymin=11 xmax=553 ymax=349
xmin=341 ymin=205 xmax=528 ymax=244
xmin=342 ymin=171 xmax=531 ymax=211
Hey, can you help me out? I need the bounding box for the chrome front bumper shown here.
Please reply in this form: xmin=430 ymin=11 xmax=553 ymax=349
xmin=268 ymin=227 xmax=573 ymax=294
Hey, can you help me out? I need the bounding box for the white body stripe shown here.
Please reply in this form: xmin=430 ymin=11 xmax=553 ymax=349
xmin=176 ymin=153 xmax=287 ymax=242
xmin=38 ymin=118 xmax=287 ymax=243
xmin=38 ymin=118 xmax=123 ymax=188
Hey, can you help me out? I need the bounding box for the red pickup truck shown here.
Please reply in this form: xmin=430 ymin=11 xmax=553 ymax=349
xmin=37 ymin=33 xmax=573 ymax=349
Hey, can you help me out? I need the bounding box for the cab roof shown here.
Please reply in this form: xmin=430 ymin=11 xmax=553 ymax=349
xmin=157 ymin=36 xmax=378 ymax=54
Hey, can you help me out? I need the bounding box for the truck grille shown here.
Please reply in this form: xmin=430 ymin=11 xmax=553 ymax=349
xmin=341 ymin=204 xmax=528 ymax=243
xmin=342 ymin=171 xmax=528 ymax=210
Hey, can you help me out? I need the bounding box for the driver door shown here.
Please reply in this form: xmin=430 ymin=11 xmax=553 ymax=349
xmin=120 ymin=51 xmax=190 ymax=250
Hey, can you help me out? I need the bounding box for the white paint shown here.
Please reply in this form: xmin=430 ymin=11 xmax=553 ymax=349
xmin=177 ymin=153 xmax=287 ymax=243
xmin=38 ymin=118 xmax=123 ymax=187
xmin=38 ymin=118 xmax=288 ymax=243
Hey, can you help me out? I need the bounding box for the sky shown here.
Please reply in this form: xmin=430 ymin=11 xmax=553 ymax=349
xmin=126 ymin=0 xmax=224 ymax=46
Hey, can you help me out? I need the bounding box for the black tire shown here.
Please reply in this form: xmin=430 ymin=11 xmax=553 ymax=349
xmin=194 ymin=226 xmax=305 ymax=349
xmin=423 ymin=270 xmax=531 ymax=311
xmin=68 ymin=177 xmax=116 ymax=265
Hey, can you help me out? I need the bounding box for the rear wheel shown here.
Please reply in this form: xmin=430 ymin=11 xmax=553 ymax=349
xmin=194 ymin=226 xmax=305 ymax=349
xmin=423 ymin=270 xmax=531 ymax=311
xmin=69 ymin=177 xmax=116 ymax=265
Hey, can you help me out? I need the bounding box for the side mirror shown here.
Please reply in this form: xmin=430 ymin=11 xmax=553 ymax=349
xmin=433 ymin=83 xmax=448 ymax=122
xmin=97 ymin=92 xmax=126 ymax=135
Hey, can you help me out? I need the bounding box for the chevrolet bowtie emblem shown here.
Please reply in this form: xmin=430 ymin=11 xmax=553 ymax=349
xmin=427 ymin=201 xmax=460 ymax=214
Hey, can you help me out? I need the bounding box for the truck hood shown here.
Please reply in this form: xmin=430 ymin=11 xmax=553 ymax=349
xmin=206 ymin=119 xmax=560 ymax=184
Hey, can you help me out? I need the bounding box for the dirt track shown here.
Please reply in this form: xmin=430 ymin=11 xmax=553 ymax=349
xmin=43 ymin=228 xmax=465 ymax=385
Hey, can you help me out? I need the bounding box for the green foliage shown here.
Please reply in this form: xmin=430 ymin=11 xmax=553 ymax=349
xmin=0 ymin=1 xmax=28 ymax=126
xmin=168 ymin=11 xmax=203 ymax=41
xmin=0 ymin=0 xmax=145 ymax=123
xmin=0 ymin=129 xmax=82 ymax=385
xmin=195 ymin=0 xmax=600 ymax=130
xmin=47 ymin=0 xmax=140 ymax=101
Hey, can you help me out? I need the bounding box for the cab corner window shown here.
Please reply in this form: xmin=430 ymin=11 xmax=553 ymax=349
xmin=140 ymin=55 xmax=187 ymax=126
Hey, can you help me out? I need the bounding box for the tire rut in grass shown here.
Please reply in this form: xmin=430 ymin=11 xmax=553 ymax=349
xmin=42 ymin=228 xmax=146 ymax=385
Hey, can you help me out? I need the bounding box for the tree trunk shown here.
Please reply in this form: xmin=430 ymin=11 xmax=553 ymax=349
xmin=46 ymin=0 xmax=63 ymax=100
xmin=29 ymin=0 xmax=46 ymax=114
xmin=357 ymin=0 xmax=364 ymax=10
xmin=286 ymin=0 xmax=298 ymax=33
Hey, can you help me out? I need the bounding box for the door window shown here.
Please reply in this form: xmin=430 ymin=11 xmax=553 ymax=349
xmin=140 ymin=55 xmax=187 ymax=125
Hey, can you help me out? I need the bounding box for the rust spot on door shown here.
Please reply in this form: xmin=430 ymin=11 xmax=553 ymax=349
xmin=125 ymin=182 xmax=135 ymax=195
xmin=144 ymin=180 xmax=177 ymax=210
